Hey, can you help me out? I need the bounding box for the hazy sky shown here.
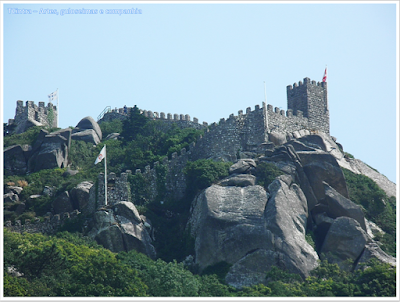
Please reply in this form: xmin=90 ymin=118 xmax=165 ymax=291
xmin=2 ymin=1 xmax=398 ymax=183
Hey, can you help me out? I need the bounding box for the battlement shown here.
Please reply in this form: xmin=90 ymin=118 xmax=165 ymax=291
xmin=12 ymin=100 xmax=58 ymax=133
xmin=97 ymin=170 xmax=131 ymax=207
xmin=4 ymin=209 xmax=81 ymax=235
xmin=287 ymin=77 xmax=329 ymax=134
xmin=102 ymin=106 xmax=209 ymax=127
xmin=15 ymin=100 xmax=57 ymax=115
xmin=286 ymin=77 xmax=327 ymax=90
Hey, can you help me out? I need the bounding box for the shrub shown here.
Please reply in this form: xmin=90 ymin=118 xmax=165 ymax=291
xmin=201 ymin=261 xmax=232 ymax=283
xmin=255 ymin=162 xmax=284 ymax=191
xmin=184 ymin=159 xmax=231 ymax=195
xmin=4 ymin=126 xmax=43 ymax=148
xmin=342 ymin=168 xmax=396 ymax=256
xmin=99 ymin=118 xmax=123 ymax=138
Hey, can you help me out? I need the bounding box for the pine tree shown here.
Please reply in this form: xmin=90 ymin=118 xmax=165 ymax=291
xmin=121 ymin=105 xmax=148 ymax=142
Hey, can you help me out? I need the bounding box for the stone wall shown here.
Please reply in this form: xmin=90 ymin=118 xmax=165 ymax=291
xmin=266 ymin=104 xmax=309 ymax=134
xmin=97 ymin=171 xmax=131 ymax=207
xmin=287 ymin=78 xmax=329 ymax=134
xmin=4 ymin=209 xmax=81 ymax=235
xmin=9 ymin=100 xmax=58 ymax=130
xmin=92 ymin=77 xmax=331 ymax=207
xmin=100 ymin=107 xmax=208 ymax=131
xmin=98 ymin=146 xmax=192 ymax=207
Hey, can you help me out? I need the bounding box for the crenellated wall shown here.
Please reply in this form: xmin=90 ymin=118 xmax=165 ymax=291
xmin=100 ymin=106 xmax=208 ymax=131
xmin=97 ymin=171 xmax=131 ymax=207
xmin=94 ymin=77 xmax=331 ymax=207
xmin=4 ymin=209 xmax=81 ymax=235
xmin=266 ymin=104 xmax=309 ymax=133
xmin=10 ymin=100 xmax=58 ymax=132
xmin=287 ymin=77 xmax=329 ymax=134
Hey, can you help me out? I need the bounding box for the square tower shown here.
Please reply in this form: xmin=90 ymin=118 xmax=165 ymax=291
xmin=286 ymin=77 xmax=330 ymax=135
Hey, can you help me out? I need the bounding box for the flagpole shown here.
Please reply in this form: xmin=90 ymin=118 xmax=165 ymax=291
xmin=104 ymin=144 xmax=107 ymax=206
xmin=57 ymin=88 xmax=59 ymax=127
xmin=264 ymin=81 xmax=269 ymax=133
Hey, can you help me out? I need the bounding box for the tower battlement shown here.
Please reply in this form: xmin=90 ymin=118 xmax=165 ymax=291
xmin=10 ymin=100 xmax=58 ymax=133
xmin=286 ymin=77 xmax=329 ymax=134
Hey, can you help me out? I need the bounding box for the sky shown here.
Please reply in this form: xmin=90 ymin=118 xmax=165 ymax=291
xmin=1 ymin=1 xmax=398 ymax=183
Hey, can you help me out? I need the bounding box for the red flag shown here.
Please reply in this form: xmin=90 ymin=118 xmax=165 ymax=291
xmin=322 ymin=67 xmax=327 ymax=82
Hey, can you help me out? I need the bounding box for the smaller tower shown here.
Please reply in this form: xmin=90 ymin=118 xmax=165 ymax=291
xmin=286 ymin=77 xmax=329 ymax=134
xmin=12 ymin=100 xmax=58 ymax=134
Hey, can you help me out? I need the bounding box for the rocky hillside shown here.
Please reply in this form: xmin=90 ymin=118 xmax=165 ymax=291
xmin=3 ymin=107 xmax=397 ymax=296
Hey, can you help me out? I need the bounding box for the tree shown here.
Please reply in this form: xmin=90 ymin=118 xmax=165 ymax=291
xmin=121 ymin=105 xmax=149 ymax=142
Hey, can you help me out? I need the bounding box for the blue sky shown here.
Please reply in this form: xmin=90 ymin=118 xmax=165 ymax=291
xmin=1 ymin=1 xmax=398 ymax=183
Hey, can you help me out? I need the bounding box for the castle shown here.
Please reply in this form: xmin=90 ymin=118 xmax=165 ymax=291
xmin=6 ymin=76 xmax=331 ymax=227
xmin=100 ymin=77 xmax=329 ymax=159
xmin=8 ymin=100 xmax=58 ymax=133
xmin=94 ymin=77 xmax=330 ymax=207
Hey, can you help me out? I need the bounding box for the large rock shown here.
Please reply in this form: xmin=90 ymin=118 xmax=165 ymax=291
xmin=296 ymin=134 xmax=328 ymax=151
xmin=5 ymin=186 xmax=24 ymax=195
xmin=320 ymin=182 xmax=366 ymax=232
xmin=75 ymin=116 xmax=102 ymax=140
xmin=263 ymin=145 xmax=319 ymax=213
xmin=70 ymin=181 xmax=94 ymax=213
xmin=320 ymin=217 xmax=369 ymax=270
xmin=29 ymin=128 xmax=72 ymax=172
xmin=105 ymin=133 xmax=120 ymax=140
xmin=72 ymin=116 xmax=102 ymax=144
xmin=32 ymin=135 xmax=69 ymax=172
xmin=355 ymin=242 xmax=396 ymax=270
xmin=4 ymin=192 xmax=19 ymax=203
xmin=88 ymin=203 xmax=156 ymax=259
xmin=268 ymin=132 xmax=287 ymax=146
xmin=113 ymin=201 xmax=142 ymax=224
xmin=14 ymin=118 xmax=43 ymax=134
xmin=304 ymin=133 xmax=395 ymax=199
xmin=188 ymin=175 xmax=319 ymax=288
xmin=229 ymin=159 xmax=256 ymax=175
xmin=4 ymin=145 xmax=30 ymax=175
xmin=189 ymin=184 xmax=270 ymax=271
xmin=71 ymin=129 xmax=101 ymax=145
xmin=52 ymin=191 xmax=73 ymax=214
xmin=297 ymin=151 xmax=349 ymax=200
xmin=262 ymin=175 xmax=319 ymax=278
xmin=219 ymin=174 xmax=256 ymax=187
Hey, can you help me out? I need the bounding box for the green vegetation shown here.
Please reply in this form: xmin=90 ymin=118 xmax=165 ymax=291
xmin=47 ymin=107 xmax=55 ymax=129
xmin=4 ymin=105 xmax=204 ymax=221
xmin=344 ymin=152 xmax=354 ymax=159
xmin=4 ymin=126 xmax=43 ymax=148
xmin=255 ymin=161 xmax=285 ymax=191
xmin=3 ymin=107 xmax=396 ymax=297
xmin=184 ymin=159 xmax=232 ymax=196
xmin=99 ymin=118 xmax=123 ymax=138
xmin=4 ymin=230 xmax=395 ymax=297
xmin=201 ymin=261 xmax=232 ymax=283
xmin=342 ymin=168 xmax=396 ymax=256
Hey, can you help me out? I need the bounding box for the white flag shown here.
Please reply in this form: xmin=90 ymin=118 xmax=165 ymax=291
xmin=48 ymin=90 xmax=58 ymax=102
xmin=95 ymin=146 xmax=106 ymax=164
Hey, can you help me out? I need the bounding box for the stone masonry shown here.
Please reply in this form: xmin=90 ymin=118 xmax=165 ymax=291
xmin=9 ymin=100 xmax=58 ymax=133
xmin=287 ymin=78 xmax=329 ymax=134
xmin=93 ymin=77 xmax=330 ymax=207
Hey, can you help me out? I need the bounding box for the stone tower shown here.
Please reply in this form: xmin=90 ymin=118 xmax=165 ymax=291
xmin=286 ymin=77 xmax=329 ymax=134
xmin=9 ymin=100 xmax=58 ymax=134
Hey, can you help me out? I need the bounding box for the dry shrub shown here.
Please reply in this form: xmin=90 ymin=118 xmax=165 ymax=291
xmin=17 ymin=180 xmax=28 ymax=187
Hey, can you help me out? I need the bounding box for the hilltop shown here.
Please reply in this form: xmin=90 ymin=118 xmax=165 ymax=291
xmin=3 ymin=79 xmax=397 ymax=297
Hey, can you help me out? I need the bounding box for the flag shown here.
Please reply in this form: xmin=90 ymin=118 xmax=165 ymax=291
xmin=322 ymin=67 xmax=327 ymax=82
xmin=48 ymin=90 xmax=58 ymax=102
xmin=95 ymin=146 xmax=106 ymax=164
